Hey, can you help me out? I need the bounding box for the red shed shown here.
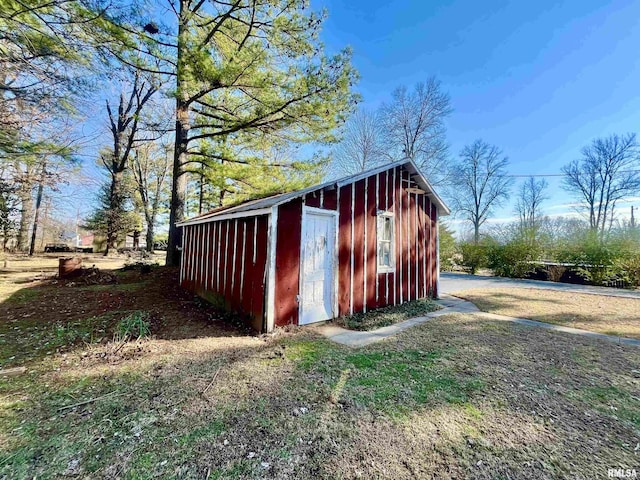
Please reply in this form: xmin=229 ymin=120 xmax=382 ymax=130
xmin=178 ymin=159 xmax=450 ymax=332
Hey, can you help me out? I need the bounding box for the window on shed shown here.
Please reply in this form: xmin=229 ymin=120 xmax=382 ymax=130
xmin=377 ymin=212 xmax=395 ymax=272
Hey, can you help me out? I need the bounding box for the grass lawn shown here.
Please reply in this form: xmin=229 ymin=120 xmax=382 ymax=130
xmin=334 ymin=297 xmax=441 ymax=330
xmin=1 ymin=263 xmax=639 ymax=478
xmin=453 ymin=287 xmax=640 ymax=339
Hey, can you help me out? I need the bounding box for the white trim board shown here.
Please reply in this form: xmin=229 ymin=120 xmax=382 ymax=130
xmin=265 ymin=207 xmax=278 ymax=332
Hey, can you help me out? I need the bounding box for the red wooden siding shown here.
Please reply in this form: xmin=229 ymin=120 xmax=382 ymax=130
xmin=338 ymin=184 xmax=353 ymax=316
xmin=180 ymin=215 xmax=269 ymax=331
xmin=272 ymin=164 xmax=439 ymax=327
xmin=181 ymin=163 xmax=441 ymax=331
xmin=274 ymin=199 xmax=302 ymax=327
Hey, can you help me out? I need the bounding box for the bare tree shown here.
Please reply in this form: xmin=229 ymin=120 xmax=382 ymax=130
xmin=450 ymin=139 xmax=512 ymax=243
xmin=562 ymin=133 xmax=640 ymax=237
xmin=515 ymin=176 xmax=548 ymax=241
xmin=13 ymin=161 xmax=34 ymax=250
xmin=102 ymin=71 xmax=157 ymax=255
xmin=379 ymin=78 xmax=452 ymax=185
xmin=130 ymin=143 xmax=171 ymax=253
xmin=333 ymin=108 xmax=384 ymax=175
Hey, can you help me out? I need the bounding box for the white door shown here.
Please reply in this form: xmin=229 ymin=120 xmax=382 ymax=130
xmin=300 ymin=209 xmax=336 ymax=325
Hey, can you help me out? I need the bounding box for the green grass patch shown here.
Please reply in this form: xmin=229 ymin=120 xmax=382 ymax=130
xmin=4 ymin=288 xmax=41 ymax=305
xmin=0 ymin=312 xmax=118 ymax=367
xmin=343 ymin=349 xmax=483 ymax=414
xmin=575 ymin=385 xmax=640 ymax=428
xmin=335 ymin=298 xmax=441 ymax=331
xmin=178 ymin=419 xmax=225 ymax=445
xmin=283 ymin=338 xmax=483 ymax=417
xmin=116 ymin=311 xmax=151 ymax=341
xmin=77 ymin=282 xmax=147 ymax=292
xmin=284 ymin=339 xmax=341 ymax=370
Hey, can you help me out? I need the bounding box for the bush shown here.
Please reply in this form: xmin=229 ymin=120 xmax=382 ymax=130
xmin=458 ymin=242 xmax=489 ymax=274
xmin=116 ymin=311 xmax=151 ymax=341
xmin=555 ymin=232 xmax=623 ymax=285
xmin=438 ymin=223 xmax=456 ymax=271
xmin=486 ymin=240 xmax=541 ymax=278
xmin=613 ymin=251 xmax=640 ymax=287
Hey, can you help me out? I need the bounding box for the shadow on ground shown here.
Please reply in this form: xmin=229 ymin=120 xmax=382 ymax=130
xmin=0 ymin=266 xmax=253 ymax=368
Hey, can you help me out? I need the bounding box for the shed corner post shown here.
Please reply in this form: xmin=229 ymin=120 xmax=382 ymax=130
xmin=265 ymin=206 xmax=279 ymax=332
xmin=179 ymin=225 xmax=187 ymax=285
xmin=435 ymin=208 xmax=440 ymax=299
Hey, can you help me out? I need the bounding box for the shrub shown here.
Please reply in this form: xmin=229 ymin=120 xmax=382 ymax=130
xmin=555 ymin=232 xmax=623 ymax=285
xmin=438 ymin=223 xmax=456 ymax=271
xmin=458 ymin=242 xmax=489 ymax=274
xmin=116 ymin=311 xmax=151 ymax=341
xmin=613 ymin=251 xmax=640 ymax=287
xmin=486 ymin=240 xmax=541 ymax=278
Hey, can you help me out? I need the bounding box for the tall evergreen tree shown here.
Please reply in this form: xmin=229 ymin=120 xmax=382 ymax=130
xmin=99 ymin=0 xmax=359 ymax=265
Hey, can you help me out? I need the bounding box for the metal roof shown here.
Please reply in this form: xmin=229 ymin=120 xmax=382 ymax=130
xmin=177 ymin=159 xmax=450 ymax=226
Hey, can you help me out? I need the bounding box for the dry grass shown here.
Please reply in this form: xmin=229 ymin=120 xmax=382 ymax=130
xmin=1 ymin=267 xmax=639 ymax=479
xmin=453 ymin=287 xmax=640 ymax=339
xmin=0 ymin=253 xmax=165 ymax=302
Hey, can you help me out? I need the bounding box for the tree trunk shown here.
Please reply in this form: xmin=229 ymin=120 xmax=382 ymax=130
xmin=473 ymin=222 xmax=480 ymax=244
xmin=16 ymin=181 xmax=33 ymax=252
xmin=166 ymin=2 xmax=188 ymax=267
xmin=146 ymin=216 xmax=155 ymax=253
xmin=39 ymin=199 xmax=50 ymax=251
xmin=198 ymin=171 xmax=204 ymax=214
xmin=166 ymin=102 xmax=188 ymax=266
xmin=104 ymin=169 xmax=124 ymax=256
xmin=29 ymin=179 xmax=44 ymax=256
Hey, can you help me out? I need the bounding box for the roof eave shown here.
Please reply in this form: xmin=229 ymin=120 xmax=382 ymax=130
xmin=177 ymin=157 xmax=450 ymax=226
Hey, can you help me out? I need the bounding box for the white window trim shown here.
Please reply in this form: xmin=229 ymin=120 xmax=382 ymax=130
xmin=377 ymin=211 xmax=395 ymax=273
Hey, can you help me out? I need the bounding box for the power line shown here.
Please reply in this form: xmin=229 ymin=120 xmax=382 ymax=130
xmin=503 ymin=169 xmax=640 ymax=178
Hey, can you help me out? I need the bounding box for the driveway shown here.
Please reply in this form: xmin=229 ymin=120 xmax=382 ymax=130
xmin=440 ymin=272 xmax=640 ymax=300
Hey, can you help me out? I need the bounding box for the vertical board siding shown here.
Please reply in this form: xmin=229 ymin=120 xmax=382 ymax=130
xmin=179 ymin=215 xmax=269 ymax=330
xmin=338 ymin=184 xmax=353 ymax=316
xmin=365 ymin=175 xmax=377 ymax=310
xmin=376 ymin=171 xmax=388 ymax=306
xmin=323 ymin=188 xmax=338 ymax=211
xmin=180 ymin=163 xmax=440 ymax=331
xmin=352 ymin=180 xmax=366 ymax=313
xmin=305 ymin=192 xmax=321 ymax=208
xmin=273 ymin=199 xmax=303 ymax=327
xmin=430 ymin=201 xmax=437 ymax=296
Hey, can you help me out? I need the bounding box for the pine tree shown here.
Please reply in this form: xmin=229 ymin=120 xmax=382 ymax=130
xmin=98 ymin=0 xmax=359 ymax=265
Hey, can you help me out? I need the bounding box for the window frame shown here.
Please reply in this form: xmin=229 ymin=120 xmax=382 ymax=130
xmin=376 ymin=211 xmax=395 ymax=273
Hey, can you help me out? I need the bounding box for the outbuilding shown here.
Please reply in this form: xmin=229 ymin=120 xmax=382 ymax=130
xmin=177 ymin=159 xmax=450 ymax=332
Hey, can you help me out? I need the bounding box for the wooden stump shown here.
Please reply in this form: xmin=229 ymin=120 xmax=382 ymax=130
xmin=59 ymin=257 xmax=82 ymax=278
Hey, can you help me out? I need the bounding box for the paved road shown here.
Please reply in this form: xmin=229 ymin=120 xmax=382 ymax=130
xmin=440 ymin=272 xmax=640 ymax=299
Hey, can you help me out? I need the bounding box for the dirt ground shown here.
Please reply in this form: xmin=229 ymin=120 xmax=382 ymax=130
xmin=0 ymin=259 xmax=639 ymax=479
xmin=0 ymin=254 xmax=247 ymax=367
xmin=453 ymin=287 xmax=640 ymax=339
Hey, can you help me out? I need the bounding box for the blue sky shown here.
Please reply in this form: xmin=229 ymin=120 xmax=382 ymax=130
xmin=59 ymin=0 xmax=640 ymax=234
xmin=316 ymin=0 xmax=640 ymax=231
